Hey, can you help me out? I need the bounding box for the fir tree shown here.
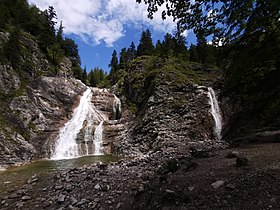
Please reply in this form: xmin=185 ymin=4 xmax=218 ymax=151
xmin=81 ymin=66 xmax=87 ymax=84
xmin=127 ymin=42 xmax=136 ymax=61
xmin=108 ymin=50 xmax=119 ymax=84
xmin=137 ymin=29 xmax=154 ymax=56
xmin=119 ymin=48 xmax=128 ymax=69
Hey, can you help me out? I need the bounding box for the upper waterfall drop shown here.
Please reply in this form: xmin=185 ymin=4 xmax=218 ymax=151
xmin=207 ymin=87 xmax=223 ymax=142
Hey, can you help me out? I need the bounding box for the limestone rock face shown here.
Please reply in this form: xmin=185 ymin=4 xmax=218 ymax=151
xmin=0 ymin=65 xmax=21 ymax=94
xmin=112 ymin=57 xmax=223 ymax=157
xmin=0 ymin=76 xmax=86 ymax=167
xmin=113 ymin=82 xmax=216 ymax=157
xmin=0 ymin=30 xmax=85 ymax=167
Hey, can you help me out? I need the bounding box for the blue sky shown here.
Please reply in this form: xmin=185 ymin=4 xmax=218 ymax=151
xmin=28 ymin=0 xmax=196 ymax=72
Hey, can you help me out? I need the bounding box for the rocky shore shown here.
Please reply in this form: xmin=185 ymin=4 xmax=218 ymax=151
xmin=1 ymin=142 xmax=279 ymax=210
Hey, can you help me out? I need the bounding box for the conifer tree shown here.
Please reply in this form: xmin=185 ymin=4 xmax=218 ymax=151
xmin=81 ymin=66 xmax=87 ymax=84
xmin=127 ymin=42 xmax=136 ymax=61
xmin=173 ymin=26 xmax=188 ymax=58
xmin=154 ymin=40 xmax=162 ymax=55
xmin=196 ymin=32 xmax=208 ymax=64
xmin=119 ymin=48 xmax=128 ymax=69
xmin=161 ymin=33 xmax=175 ymax=57
xmin=137 ymin=29 xmax=154 ymax=56
xmin=56 ymin=21 xmax=64 ymax=44
xmin=108 ymin=50 xmax=119 ymax=84
xmin=189 ymin=44 xmax=199 ymax=62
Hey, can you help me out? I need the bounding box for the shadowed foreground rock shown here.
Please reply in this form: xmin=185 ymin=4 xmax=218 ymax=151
xmin=1 ymin=143 xmax=279 ymax=210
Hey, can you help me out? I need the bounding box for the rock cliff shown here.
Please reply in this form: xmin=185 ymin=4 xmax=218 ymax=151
xmin=0 ymin=32 xmax=224 ymax=168
xmin=0 ymin=31 xmax=86 ymax=168
xmin=112 ymin=56 xmax=225 ymax=157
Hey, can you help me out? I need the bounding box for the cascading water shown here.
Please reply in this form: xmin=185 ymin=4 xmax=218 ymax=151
xmin=207 ymin=87 xmax=223 ymax=142
xmin=51 ymin=88 xmax=92 ymax=159
xmin=94 ymin=121 xmax=104 ymax=155
xmin=51 ymin=88 xmax=107 ymax=160
xmin=84 ymin=123 xmax=93 ymax=155
xmin=113 ymin=95 xmax=121 ymax=120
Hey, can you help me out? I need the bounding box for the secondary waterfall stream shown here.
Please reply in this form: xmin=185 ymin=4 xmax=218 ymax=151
xmin=208 ymin=87 xmax=223 ymax=141
xmin=51 ymin=87 xmax=110 ymax=160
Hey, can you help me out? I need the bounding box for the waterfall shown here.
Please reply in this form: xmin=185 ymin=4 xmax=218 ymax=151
xmin=113 ymin=95 xmax=121 ymax=120
xmin=84 ymin=124 xmax=93 ymax=155
xmin=207 ymin=87 xmax=223 ymax=141
xmin=51 ymin=88 xmax=93 ymax=159
xmin=94 ymin=121 xmax=104 ymax=155
xmin=51 ymin=88 xmax=106 ymax=160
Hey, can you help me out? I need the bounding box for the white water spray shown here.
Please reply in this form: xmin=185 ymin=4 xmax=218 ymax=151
xmin=113 ymin=95 xmax=121 ymax=120
xmin=51 ymin=88 xmax=107 ymax=160
xmin=207 ymin=87 xmax=223 ymax=141
xmin=51 ymin=89 xmax=92 ymax=159
xmin=94 ymin=121 xmax=104 ymax=155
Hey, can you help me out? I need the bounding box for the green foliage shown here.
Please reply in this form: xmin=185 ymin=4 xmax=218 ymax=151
xmin=81 ymin=67 xmax=87 ymax=84
xmin=121 ymin=55 xmax=214 ymax=111
xmin=137 ymin=0 xmax=280 ymax=90
xmin=73 ymin=66 xmax=82 ymax=80
xmin=127 ymin=42 xmax=136 ymax=61
xmin=47 ymin=44 xmax=64 ymax=67
xmin=0 ymin=0 xmax=82 ymax=78
xmin=137 ymin=0 xmax=280 ymax=42
xmin=119 ymin=48 xmax=128 ymax=69
xmin=56 ymin=21 xmax=64 ymax=44
xmin=0 ymin=2 xmax=9 ymax=29
xmin=137 ymin=29 xmax=154 ymax=56
xmin=62 ymin=38 xmax=81 ymax=67
xmin=4 ymin=28 xmax=22 ymax=70
xmin=226 ymin=32 xmax=280 ymax=94
xmin=88 ymin=67 xmax=107 ymax=87
xmin=108 ymin=50 xmax=119 ymax=85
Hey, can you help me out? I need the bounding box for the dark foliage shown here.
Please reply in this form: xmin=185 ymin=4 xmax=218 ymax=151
xmin=0 ymin=0 xmax=82 ymax=78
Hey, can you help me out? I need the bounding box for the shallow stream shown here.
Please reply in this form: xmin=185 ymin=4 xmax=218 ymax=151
xmin=0 ymin=155 xmax=118 ymax=198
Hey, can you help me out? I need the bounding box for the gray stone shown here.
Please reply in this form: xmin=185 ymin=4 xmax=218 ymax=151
xmin=57 ymin=194 xmax=66 ymax=204
xmin=0 ymin=65 xmax=20 ymax=94
xmin=211 ymin=180 xmax=225 ymax=189
xmin=77 ymin=199 xmax=87 ymax=206
xmin=225 ymin=151 xmax=240 ymax=158
xmin=226 ymin=184 xmax=236 ymax=190
xmin=116 ymin=203 xmax=122 ymax=209
xmin=55 ymin=185 xmax=63 ymax=190
xmin=9 ymin=193 xmax=19 ymax=199
xmin=94 ymin=183 xmax=102 ymax=190
xmin=16 ymin=202 xmax=24 ymax=208
xmin=65 ymin=183 xmax=72 ymax=192
xmin=21 ymin=196 xmax=31 ymax=201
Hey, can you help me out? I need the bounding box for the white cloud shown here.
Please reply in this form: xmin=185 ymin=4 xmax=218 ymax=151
xmin=28 ymin=0 xmax=178 ymax=46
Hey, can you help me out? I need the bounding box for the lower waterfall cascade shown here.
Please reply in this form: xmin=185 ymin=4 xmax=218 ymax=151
xmin=207 ymin=87 xmax=223 ymax=141
xmin=51 ymin=87 xmax=119 ymax=160
xmin=94 ymin=121 xmax=104 ymax=155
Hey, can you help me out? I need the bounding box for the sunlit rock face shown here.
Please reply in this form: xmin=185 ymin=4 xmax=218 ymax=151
xmin=0 ymin=30 xmax=87 ymax=168
xmin=1 ymin=77 xmax=86 ymax=166
xmin=50 ymin=87 xmax=125 ymax=160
